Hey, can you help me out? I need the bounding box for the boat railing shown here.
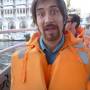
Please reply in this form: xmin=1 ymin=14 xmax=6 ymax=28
xmin=0 ymin=42 xmax=26 ymax=55
xmin=0 ymin=28 xmax=36 ymax=34
xmin=0 ymin=28 xmax=35 ymax=90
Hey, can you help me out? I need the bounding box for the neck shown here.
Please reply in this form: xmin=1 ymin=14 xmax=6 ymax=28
xmin=43 ymin=35 xmax=63 ymax=52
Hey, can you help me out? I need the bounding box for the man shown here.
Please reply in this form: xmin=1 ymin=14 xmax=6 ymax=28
xmin=66 ymin=14 xmax=84 ymax=38
xmin=64 ymin=14 xmax=85 ymax=45
xmin=11 ymin=0 xmax=90 ymax=90
xmin=65 ymin=14 xmax=90 ymax=48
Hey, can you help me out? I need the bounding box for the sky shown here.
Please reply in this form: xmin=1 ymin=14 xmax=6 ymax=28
xmin=64 ymin=0 xmax=90 ymax=17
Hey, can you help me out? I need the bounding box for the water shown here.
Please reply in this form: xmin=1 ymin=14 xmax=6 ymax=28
xmin=0 ymin=41 xmax=24 ymax=50
xmin=0 ymin=41 xmax=23 ymax=89
xmin=0 ymin=41 xmax=24 ymax=64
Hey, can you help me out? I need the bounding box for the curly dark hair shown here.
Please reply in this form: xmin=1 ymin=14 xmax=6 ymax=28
xmin=31 ymin=0 xmax=67 ymax=25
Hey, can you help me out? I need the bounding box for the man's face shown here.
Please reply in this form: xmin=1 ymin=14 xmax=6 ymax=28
xmin=67 ymin=15 xmax=77 ymax=28
xmin=36 ymin=0 xmax=64 ymax=42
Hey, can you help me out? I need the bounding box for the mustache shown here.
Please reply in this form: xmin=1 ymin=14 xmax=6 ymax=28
xmin=44 ymin=23 xmax=58 ymax=30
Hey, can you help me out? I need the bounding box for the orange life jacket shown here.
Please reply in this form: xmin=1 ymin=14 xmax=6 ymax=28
xmin=11 ymin=33 xmax=90 ymax=90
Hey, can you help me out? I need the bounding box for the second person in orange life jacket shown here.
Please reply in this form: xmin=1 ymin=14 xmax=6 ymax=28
xmin=65 ymin=14 xmax=90 ymax=48
xmin=66 ymin=14 xmax=84 ymax=38
xmin=64 ymin=14 xmax=85 ymax=45
xmin=11 ymin=0 xmax=90 ymax=90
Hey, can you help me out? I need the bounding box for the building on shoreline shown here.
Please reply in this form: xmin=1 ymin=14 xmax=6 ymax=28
xmin=0 ymin=0 xmax=36 ymax=40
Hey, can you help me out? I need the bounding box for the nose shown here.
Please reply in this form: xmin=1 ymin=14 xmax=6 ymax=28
xmin=44 ymin=13 xmax=53 ymax=24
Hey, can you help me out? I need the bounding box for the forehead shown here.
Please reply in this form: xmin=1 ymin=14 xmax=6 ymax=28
xmin=36 ymin=0 xmax=58 ymax=9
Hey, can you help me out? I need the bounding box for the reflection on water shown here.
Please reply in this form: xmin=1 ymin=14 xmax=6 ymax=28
xmin=0 ymin=41 xmax=24 ymax=50
xmin=0 ymin=63 xmax=8 ymax=70
xmin=0 ymin=41 xmax=24 ymax=64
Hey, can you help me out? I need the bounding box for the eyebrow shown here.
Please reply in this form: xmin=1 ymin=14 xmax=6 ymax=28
xmin=50 ymin=5 xmax=58 ymax=8
xmin=36 ymin=8 xmax=43 ymax=11
xmin=36 ymin=5 xmax=58 ymax=11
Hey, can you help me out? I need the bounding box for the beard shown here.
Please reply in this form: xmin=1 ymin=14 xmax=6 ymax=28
xmin=44 ymin=29 xmax=60 ymax=41
xmin=43 ymin=24 xmax=61 ymax=42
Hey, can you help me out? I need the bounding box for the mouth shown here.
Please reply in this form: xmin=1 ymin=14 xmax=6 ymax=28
xmin=44 ymin=24 xmax=58 ymax=31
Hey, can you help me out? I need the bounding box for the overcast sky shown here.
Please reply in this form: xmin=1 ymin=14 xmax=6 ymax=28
xmin=64 ymin=0 xmax=90 ymax=16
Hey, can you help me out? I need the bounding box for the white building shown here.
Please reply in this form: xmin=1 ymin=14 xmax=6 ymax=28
xmin=0 ymin=0 xmax=36 ymax=40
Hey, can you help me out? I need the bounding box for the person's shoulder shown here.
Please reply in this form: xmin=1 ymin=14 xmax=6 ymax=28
xmin=12 ymin=35 xmax=40 ymax=60
xmin=12 ymin=43 xmax=27 ymax=60
xmin=77 ymin=26 xmax=85 ymax=31
xmin=72 ymin=41 xmax=89 ymax=64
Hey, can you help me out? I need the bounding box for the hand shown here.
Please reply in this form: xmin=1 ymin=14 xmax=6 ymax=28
xmin=65 ymin=22 xmax=76 ymax=36
xmin=65 ymin=22 xmax=72 ymax=31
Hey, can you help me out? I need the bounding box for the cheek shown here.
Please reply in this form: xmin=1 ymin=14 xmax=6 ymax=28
xmin=36 ymin=18 xmax=43 ymax=33
xmin=36 ymin=17 xmax=40 ymax=25
xmin=58 ymin=18 xmax=64 ymax=29
xmin=37 ymin=18 xmax=42 ymax=28
xmin=37 ymin=16 xmax=44 ymax=25
xmin=57 ymin=15 xmax=64 ymax=24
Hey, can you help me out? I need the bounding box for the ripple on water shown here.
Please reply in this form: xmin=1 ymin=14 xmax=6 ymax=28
xmin=0 ymin=41 xmax=24 ymax=64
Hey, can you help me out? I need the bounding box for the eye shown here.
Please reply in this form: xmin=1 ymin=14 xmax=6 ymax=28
xmin=50 ymin=8 xmax=59 ymax=16
xmin=36 ymin=11 xmax=45 ymax=18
